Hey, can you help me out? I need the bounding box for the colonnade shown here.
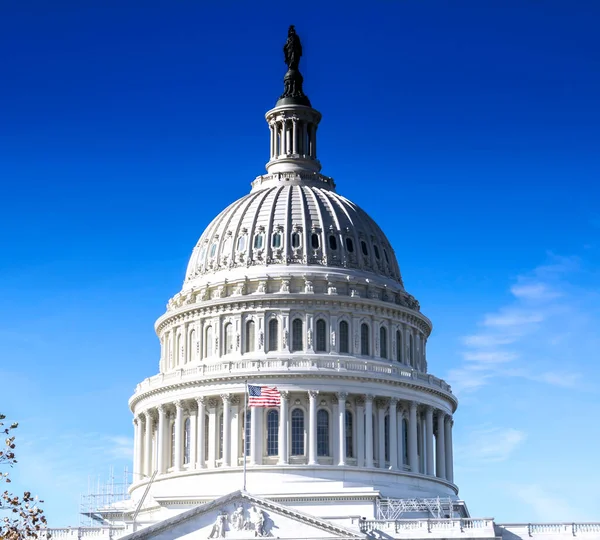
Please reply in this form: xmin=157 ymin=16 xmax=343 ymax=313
xmin=132 ymin=392 xmax=454 ymax=485
xmin=268 ymin=117 xmax=317 ymax=161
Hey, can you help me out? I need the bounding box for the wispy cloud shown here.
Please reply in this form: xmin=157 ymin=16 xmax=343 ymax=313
xmin=456 ymin=426 xmax=526 ymax=464
xmin=448 ymin=253 xmax=595 ymax=395
xmin=510 ymin=484 xmax=587 ymax=522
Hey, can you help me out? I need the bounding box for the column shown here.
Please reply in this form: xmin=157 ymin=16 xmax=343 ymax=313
xmin=221 ymin=394 xmax=231 ymax=467
xmin=250 ymin=405 xmax=258 ymax=465
xmin=278 ymin=391 xmax=289 ymax=465
xmin=377 ymin=400 xmax=386 ymax=468
xmin=364 ymin=395 xmax=374 ymax=468
xmin=196 ymin=397 xmax=206 ymax=468
xmin=425 ymin=407 xmax=434 ymax=476
xmin=207 ymin=399 xmax=217 ymax=468
xmin=174 ymin=401 xmax=184 ymax=472
xmin=144 ymin=411 xmax=154 ymax=477
xmin=436 ymin=411 xmax=446 ymax=479
xmin=445 ymin=415 xmax=454 ymax=483
xmin=157 ymin=405 xmax=166 ymax=474
xmin=408 ymin=401 xmax=419 ymax=473
xmin=269 ymin=124 xmax=275 ymax=158
xmin=356 ymin=397 xmax=365 ymax=467
xmin=308 ymin=391 xmax=318 ymax=465
xmin=337 ymin=392 xmax=347 ymax=466
xmin=189 ymin=406 xmax=197 ymax=468
xmin=389 ymin=398 xmax=398 ymax=470
xmin=292 ymin=119 xmax=298 ymax=154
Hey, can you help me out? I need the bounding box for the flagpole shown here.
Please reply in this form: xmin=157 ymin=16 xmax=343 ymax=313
xmin=243 ymin=379 xmax=248 ymax=492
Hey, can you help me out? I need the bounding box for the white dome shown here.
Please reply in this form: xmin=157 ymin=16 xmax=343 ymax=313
xmin=185 ymin=173 xmax=404 ymax=287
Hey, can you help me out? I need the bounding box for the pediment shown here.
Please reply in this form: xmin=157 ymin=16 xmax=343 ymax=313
xmin=121 ymin=491 xmax=362 ymax=540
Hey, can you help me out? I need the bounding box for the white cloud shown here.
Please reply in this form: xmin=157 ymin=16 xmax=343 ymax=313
xmin=510 ymin=283 xmax=561 ymax=301
xmin=511 ymin=484 xmax=586 ymax=522
xmin=463 ymin=351 xmax=518 ymax=364
xmin=483 ymin=311 xmax=544 ymax=328
xmin=456 ymin=426 xmax=526 ymax=464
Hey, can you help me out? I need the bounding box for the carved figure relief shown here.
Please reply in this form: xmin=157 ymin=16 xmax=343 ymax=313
xmin=208 ymin=511 xmax=228 ymax=538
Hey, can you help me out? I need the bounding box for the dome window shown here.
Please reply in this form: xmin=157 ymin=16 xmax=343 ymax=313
xmin=345 ymin=238 xmax=354 ymax=253
xmin=254 ymin=234 xmax=264 ymax=249
xmin=210 ymin=243 xmax=218 ymax=258
xmin=237 ymin=236 xmax=246 ymax=252
xmin=291 ymin=232 xmax=301 ymax=248
xmin=311 ymin=233 xmax=320 ymax=249
xmin=374 ymin=245 xmax=380 ymax=260
xmin=384 ymin=249 xmax=390 ymax=263
xmin=361 ymin=241 xmax=368 ymax=256
xmin=328 ymin=235 xmax=337 ymax=250
xmin=272 ymin=232 xmax=282 ymax=248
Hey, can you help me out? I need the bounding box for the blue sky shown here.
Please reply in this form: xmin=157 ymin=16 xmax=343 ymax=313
xmin=1 ymin=0 xmax=599 ymax=527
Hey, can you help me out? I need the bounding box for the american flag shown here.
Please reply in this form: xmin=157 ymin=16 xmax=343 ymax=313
xmin=248 ymin=385 xmax=281 ymax=407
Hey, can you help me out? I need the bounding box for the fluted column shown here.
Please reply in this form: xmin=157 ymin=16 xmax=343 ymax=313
xmin=308 ymin=391 xmax=318 ymax=465
xmin=250 ymin=404 xmax=258 ymax=465
xmin=174 ymin=401 xmax=184 ymax=472
xmin=292 ymin=119 xmax=298 ymax=154
xmin=207 ymin=399 xmax=217 ymax=468
xmin=445 ymin=416 xmax=454 ymax=483
xmin=278 ymin=391 xmax=289 ymax=465
xmin=408 ymin=401 xmax=419 ymax=472
xmin=221 ymin=394 xmax=231 ymax=467
xmin=156 ymin=406 xmax=166 ymax=474
xmin=365 ymin=395 xmax=374 ymax=468
xmin=436 ymin=412 xmax=446 ymax=479
xmin=337 ymin=392 xmax=347 ymax=466
xmin=389 ymin=398 xmax=398 ymax=470
xmin=144 ymin=411 xmax=154 ymax=476
xmin=425 ymin=407 xmax=434 ymax=476
xmin=196 ymin=398 xmax=206 ymax=468
xmin=377 ymin=399 xmax=386 ymax=469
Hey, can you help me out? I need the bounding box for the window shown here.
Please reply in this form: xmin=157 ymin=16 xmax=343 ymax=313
xmin=268 ymin=319 xmax=279 ymax=352
xmin=224 ymin=323 xmax=233 ymax=355
xmin=170 ymin=422 xmax=176 ymax=468
xmin=384 ymin=415 xmax=390 ymax=463
xmin=266 ymin=410 xmax=279 ymax=456
xmin=244 ymin=410 xmax=251 ymax=457
xmin=291 ymin=409 xmax=305 ymax=456
xmin=361 ymin=241 xmax=368 ymax=256
xmin=199 ymin=245 xmax=207 ymax=261
xmin=345 ymin=410 xmax=354 ymax=458
xmin=292 ymin=319 xmax=303 ymax=352
xmin=245 ymin=320 xmax=255 ymax=353
xmin=311 ymin=233 xmax=320 ymax=249
xmin=291 ymin=232 xmax=300 ymax=248
xmin=189 ymin=329 xmax=196 ymax=363
xmin=183 ymin=418 xmax=191 ymax=465
xmin=204 ymin=326 xmax=213 ymax=358
xmin=253 ymin=234 xmax=264 ymax=249
xmin=361 ymin=323 xmax=370 ymax=356
xmin=210 ymin=242 xmax=218 ymax=258
xmin=339 ymin=321 xmax=349 ymax=354
xmin=384 ymin=249 xmax=390 ymax=263
xmin=380 ymin=327 xmax=388 ymax=359
xmin=237 ymin=235 xmax=246 ymax=252
xmin=345 ymin=238 xmax=354 ymax=253
xmin=316 ymin=319 xmax=327 ymax=352
xmin=396 ymin=330 xmax=403 ymax=363
xmin=328 ymin=235 xmax=337 ymax=250
xmin=374 ymin=245 xmax=380 ymax=260
xmin=222 ymin=236 xmax=232 ymax=254
xmin=317 ymin=409 xmax=329 ymax=457
xmin=272 ymin=232 xmax=282 ymax=248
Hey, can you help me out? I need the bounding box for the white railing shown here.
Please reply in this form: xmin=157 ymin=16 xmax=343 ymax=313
xmin=358 ymin=518 xmax=497 ymax=538
xmin=40 ymin=528 xmax=126 ymax=540
xmin=134 ymin=357 xmax=453 ymax=396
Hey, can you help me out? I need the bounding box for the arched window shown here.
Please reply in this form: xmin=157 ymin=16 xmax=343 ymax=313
xmin=317 ymin=409 xmax=329 ymax=457
xmin=409 ymin=334 xmax=414 ymax=367
xmin=361 ymin=323 xmax=370 ymax=356
xmin=384 ymin=414 xmax=390 ymax=463
xmin=316 ymin=319 xmax=327 ymax=352
xmin=311 ymin=233 xmax=320 ymax=249
xmin=345 ymin=237 xmax=354 ymax=253
xmin=183 ymin=418 xmax=191 ymax=465
xmin=396 ymin=330 xmax=403 ymax=363
xmin=374 ymin=245 xmax=380 ymax=260
xmin=272 ymin=232 xmax=282 ymax=248
xmin=361 ymin=241 xmax=368 ymax=256
xmin=224 ymin=323 xmax=233 ymax=355
xmin=170 ymin=421 xmax=176 ymax=468
xmin=237 ymin=235 xmax=246 ymax=252
xmin=345 ymin=410 xmax=354 ymax=459
xmin=245 ymin=320 xmax=255 ymax=353
xmin=328 ymin=235 xmax=338 ymax=250
xmin=253 ymin=234 xmax=264 ymax=249
xmin=268 ymin=319 xmax=279 ymax=352
xmin=189 ymin=329 xmax=196 ymax=363
xmin=204 ymin=326 xmax=213 ymax=358
xmin=292 ymin=319 xmax=303 ymax=352
xmin=266 ymin=410 xmax=279 ymax=456
xmin=291 ymin=409 xmax=305 ymax=456
xmin=291 ymin=232 xmax=301 ymax=248
xmin=339 ymin=320 xmax=349 ymax=354
xmin=380 ymin=326 xmax=388 ymax=359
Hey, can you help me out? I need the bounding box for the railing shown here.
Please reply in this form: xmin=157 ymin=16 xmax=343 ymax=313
xmin=40 ymin=528 xmax=126 ymax=539
xmin=358 ymin=517 xmax=496 ymax=538
xmin=134 ymin=357 xmax=453 ymax=396
xmin=526 ymin=522 xmax=600 ymax=536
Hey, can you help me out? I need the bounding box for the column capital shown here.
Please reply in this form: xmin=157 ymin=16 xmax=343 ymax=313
xmin=133 ymin=417 xmax=139 ymax=426
xmin=196 ymin=396 xmax=206 ymax=406
xmin=425 ymin=405 xmax=434 ymax=416
xmin=390 ymin=397 xmax=399 ymax=406
xmin=409 ymin=400 xmax=418 ymax=411
xmin=174 ymin=400 xmax=184 ymax=410
xmin=220 ymin=393 xmax=231 ymax=404
xmin=336 ymin=391 xmax=348 ymax=401
xmin=308 ymin=390 xmax=319 ymax=400
xmin=144 ymin=409 xmax=153 ymax=420
xmin=365 ymin=394 xmax=374 ymax=404
xmin=375 ymin=397 xmax=389 ymax=410
xmin=445 ymin=414 xmax=453 ymax=426
xmin=280 ymin=390 xmax=290 ymax=401
xmin=157 ymin=404 xmax=166 ymax=415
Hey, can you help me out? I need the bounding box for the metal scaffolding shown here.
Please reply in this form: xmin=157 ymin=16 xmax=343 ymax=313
xmin=376 ymin=497 xmax=456 ymax=520
xmin=79 ymin=466 xmax=131 ymax=526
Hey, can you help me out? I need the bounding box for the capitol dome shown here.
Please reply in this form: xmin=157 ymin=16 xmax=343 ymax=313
xmin=125 ymin=25 xmax=460 ymax=536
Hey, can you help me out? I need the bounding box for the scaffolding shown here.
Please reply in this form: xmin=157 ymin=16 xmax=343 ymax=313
xmin=79 ymin=466 xmax=131 ymax=526
xmin=376 ymin=497 xmax=456 ymax=520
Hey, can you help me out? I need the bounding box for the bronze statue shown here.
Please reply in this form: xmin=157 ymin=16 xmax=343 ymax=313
xmin=283 ymin=25 xmax=302 ymax=71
